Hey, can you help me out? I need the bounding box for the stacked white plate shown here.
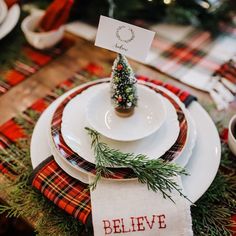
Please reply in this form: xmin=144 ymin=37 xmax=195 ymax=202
xmin=31 ymin=78 xmax=221 ymax=203
xmin=0 ymin=1 xmax=20 ymax=40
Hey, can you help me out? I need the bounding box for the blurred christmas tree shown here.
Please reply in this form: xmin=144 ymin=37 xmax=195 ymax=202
xmin=30 ymin=0 xmax=235 ymax=32
xmin=111 ymin=54 xmax=137 ymax=117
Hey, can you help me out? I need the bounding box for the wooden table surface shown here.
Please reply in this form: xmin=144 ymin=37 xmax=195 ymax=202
xmin=0 ymin=32 xmax=235 ymax=229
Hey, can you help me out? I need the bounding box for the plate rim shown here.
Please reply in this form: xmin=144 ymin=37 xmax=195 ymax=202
xmin=50 ymin=79 xmax=189 ymax=179
xmin=30 ymin=78 xmax=220 ymax=202
xmin=62 ymin=89 xmax=181 ymax=163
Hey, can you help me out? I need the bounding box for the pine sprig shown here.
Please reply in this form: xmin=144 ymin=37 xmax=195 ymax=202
xmin=85 ymin=127 xmax=189 ymax=203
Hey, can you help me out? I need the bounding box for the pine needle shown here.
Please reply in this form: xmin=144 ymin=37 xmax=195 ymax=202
xmin=85 ymin=127 xmax=190 ymax=203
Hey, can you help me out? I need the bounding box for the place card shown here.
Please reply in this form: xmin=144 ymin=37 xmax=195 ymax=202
xmin=95 ymin=16 xmax=155 ymax=62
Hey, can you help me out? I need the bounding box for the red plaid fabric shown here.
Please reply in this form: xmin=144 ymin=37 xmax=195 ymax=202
xmin=0 ymin=37 xmax=74 ymax=95
xmin=29 ymin=156 xmax=91 ymax=224
xmin=136 ymin=75 xmax=196 ymax=107
xmin=213 ymin=59 xmax=236 ymax=84
xmin=149 ymin=24 xmax=236 ymax=91
xmin=0 ymin=63 xmax=110 ymax=180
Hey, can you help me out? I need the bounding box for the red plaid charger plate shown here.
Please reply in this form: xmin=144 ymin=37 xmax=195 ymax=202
xmin=50 ymin=79 xmax=192 ymax=180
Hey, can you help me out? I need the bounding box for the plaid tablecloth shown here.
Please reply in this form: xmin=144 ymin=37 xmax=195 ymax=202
xmin=66 ymin=20 xmax=236 ymax=110
xmin=148 ymin=23 xmax=236 ymax=92
xmin=0 ymin=31 xmax=73 ymax=95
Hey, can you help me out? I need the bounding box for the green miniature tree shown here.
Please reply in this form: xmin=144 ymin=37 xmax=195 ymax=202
xmin=111 ymin=54 xmax=138 ymax=117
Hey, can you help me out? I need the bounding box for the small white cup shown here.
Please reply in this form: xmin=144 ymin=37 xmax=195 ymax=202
xmin=21 ymin=12 xmax=64 ymax=50
xmin=228 ymin=114 xmax=236 ymax=155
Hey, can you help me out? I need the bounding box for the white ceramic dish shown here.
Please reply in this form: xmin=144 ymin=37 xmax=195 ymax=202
xmin=21 ymin=12 xmax=64 ymax=49
xmin=30 ymin=79 xmax=220 ymax=203
xmin=62 ymin=83 xmax=180 ymax=162
xmin=0 ymin=4 xmax=20 ymax=40
xmin=85 ymin=84 xmax=166 ymax=141
xmin=50 ymin=139 xmax=89 ymax=184
xmin=0 ymin=0 xmax=7 ymax=25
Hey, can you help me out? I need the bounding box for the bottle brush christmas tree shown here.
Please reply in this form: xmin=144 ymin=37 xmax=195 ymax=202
xmin=111 ymin=54 xmax=138 ymax=117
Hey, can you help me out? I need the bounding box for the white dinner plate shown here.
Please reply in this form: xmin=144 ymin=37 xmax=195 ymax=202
xmin=0 ymin=0 xmax=7 ymax=25
xmin=62 ymin=83 xmax=180 ymax=163
xmin=85 ymin=84 xmax=166 ymax=141
xmin=30 ymin=79 xmax=220 ymax=202
xmin=0 ymin=4 xmax=20 ymax=40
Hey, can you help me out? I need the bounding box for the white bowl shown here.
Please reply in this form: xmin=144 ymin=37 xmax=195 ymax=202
xmin=86 ymin=84 xmax=167 ymax=141
xmin=21 ymin=12 xmax=64 ymax=50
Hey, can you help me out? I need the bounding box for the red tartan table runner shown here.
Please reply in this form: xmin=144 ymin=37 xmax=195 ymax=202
xmin=0 ymin=37 xmax=74 ymax=95
xmin=148 ymin=24 xmax=236 ymax=92
xmin=26 ymin=70 xmax=195 ymax=224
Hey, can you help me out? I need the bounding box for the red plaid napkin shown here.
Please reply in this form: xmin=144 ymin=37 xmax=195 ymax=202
xmin=29 ymin=156 xmax=92 ymax=225
xmin=29 ymin=79 xmax=197 ymax=225
xmin=38 ymin=0 xmax=74 ymax=32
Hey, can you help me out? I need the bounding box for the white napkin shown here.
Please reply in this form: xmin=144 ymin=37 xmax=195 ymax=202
xmin=89 ymin=176 xmax=193 ymax=236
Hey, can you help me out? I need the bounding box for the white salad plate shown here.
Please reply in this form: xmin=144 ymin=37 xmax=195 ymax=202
xmin=62 ymin=83 xmax=180 ymax=163
xmin=30 ymin=79 xmax=220 ymax=203
xmin=0 ymin=4 xmax=20 ymax=40
xmin=85 ymin=84 xmax=166 ymax=141
xmin=0 ymin=0 xmax=7 ymax=25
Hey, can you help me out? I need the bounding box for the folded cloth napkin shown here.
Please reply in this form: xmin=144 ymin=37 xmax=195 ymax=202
xmin=89 ymin=176 xmax=192 ymax=236
xmin=29 ymin=156 xmax=92 ymax=225
xmin=38 ymin=0 xmax=74 ymax=32
xmin=29 ymin=78 xmax=197 ymax=230
xmin=4 ymin=0 xmax=18 ymax=8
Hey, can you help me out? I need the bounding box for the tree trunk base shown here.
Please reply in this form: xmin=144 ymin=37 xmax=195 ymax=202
xmin=115 ymin=106 xmax=135 ymax=118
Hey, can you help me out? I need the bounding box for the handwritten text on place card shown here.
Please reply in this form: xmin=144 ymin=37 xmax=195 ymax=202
xmin=95 ymin=16 xmax=155 ymax=63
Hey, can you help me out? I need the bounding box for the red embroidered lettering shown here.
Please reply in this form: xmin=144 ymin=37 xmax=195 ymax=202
xmin=136 ymin=216 xmax=145 ymax=231
xmin=103 ymin=220 xmax=112 ymax=235
xmin=144 ymin=215 xmax=156 ymax=229
xmin=130 ymin=217 xmax=136 ymax=232
xmin=157 ymin=214 xmax=166 ymax=229
xmin=113 ymin=219 xmax=122 ymax=233
xmin=121 ymin=218 xmax=131 ymax=233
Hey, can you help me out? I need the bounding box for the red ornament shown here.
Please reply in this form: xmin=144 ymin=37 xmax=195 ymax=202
xmin=117 ymin=64 xmax=123 ymax=71
xmin=117 ymin=96 xmax=123 ymax=102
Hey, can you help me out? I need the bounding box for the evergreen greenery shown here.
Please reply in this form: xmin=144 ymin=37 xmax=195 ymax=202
xmin=86 ymin=127 xmax=189 ymax=203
